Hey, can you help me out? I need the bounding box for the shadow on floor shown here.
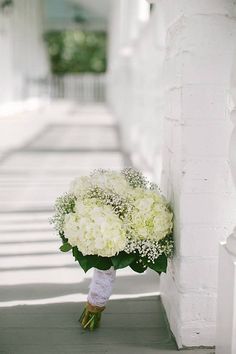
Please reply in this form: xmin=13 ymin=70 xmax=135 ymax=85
xmin=0 ymin=295 xmax=177 ymax=354
xmin=0 ymin=271 xmax=160 ymax=301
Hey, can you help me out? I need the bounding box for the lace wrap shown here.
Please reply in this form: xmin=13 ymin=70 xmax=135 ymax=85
xmin=87 ymin=267 xmax=116 ymax=307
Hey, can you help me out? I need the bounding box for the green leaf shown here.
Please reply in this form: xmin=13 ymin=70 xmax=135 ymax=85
xmin=147 ymin=254 xmax=168 ymax=274
xmin=95 ymin=257 xmax=112 ymax=271
xmin=59 ymin=231 xmax=68 ymax=243
xmin=78 ymin=255 xmax=98 ymax=273
xmin=72 ymin=247 xmax=112 ymax=273
xmin=130 ymin=260 xmax=147 ymax=273
xmin=60 ymin=242 xmax=72 ymax=252
xmin=72 ymin=246 xmax=81 ymax=260
xmin=111 ymin=251 xmax=137 ymax=270
xmin=72 ymin=248 xmax=95 ymax=272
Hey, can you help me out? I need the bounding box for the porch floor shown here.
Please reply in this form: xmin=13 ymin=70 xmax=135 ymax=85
xmin=0 ymin=102 xmax=214 ymax=354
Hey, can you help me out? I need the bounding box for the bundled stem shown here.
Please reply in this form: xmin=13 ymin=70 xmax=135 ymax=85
xmin=79 ymin=302 xmax=105 ymax=331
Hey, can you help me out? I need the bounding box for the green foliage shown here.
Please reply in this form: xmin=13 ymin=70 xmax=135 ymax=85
xmin=72 ymin=247 xmax=112 ymax=273
xmin=129 ymin=260 xmax=148 ymax=273
xmin=129 ymin=254 xmax=168 ymax=274
xmin=61 ymin=244 xmax=169 ymax=274
xmin=1 ymin=0 xmax=13 ymax=10
xmin=147 ymin=253 xmax=167 ymax=274
xmin=44 ymin=30 xmax=107 ymax=74
xmin=111 ymin=251 xmax=137 ymax=270
xmin=60 ymin=242 xmax=72 ymax=252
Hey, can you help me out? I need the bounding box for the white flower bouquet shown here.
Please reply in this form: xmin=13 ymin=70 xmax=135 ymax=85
xmin=50 ymin=168 xmax=174 ymax=330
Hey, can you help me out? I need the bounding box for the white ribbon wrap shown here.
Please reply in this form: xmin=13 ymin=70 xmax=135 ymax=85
xmin=87 ymin=267 xmax=116 ymax=307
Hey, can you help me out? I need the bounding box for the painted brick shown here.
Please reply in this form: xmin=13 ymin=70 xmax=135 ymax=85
xmin=178 ymin=225 xmax=230 ymax=257
xmin=180 ymin=17 xmax=236 ymax=85
xmin=174 ymin=257 xmax=218 ymax=291
xmin=181 ymin=0 xmax=236 ymax=16
xmin=180 ymin=292 xmax=217 ymax=323
xmin=161 ymin=268 xmax=217 ymax=346
xmin=180 ymin=160 xmax=234 ymax=194
xmin=181 ymin=123 xmax=231 ymax=158
xmin=165 ymin=88 xmax=182 ymax=121
xmin=109 ymin=0 xmax=236 ymax=349
xmin=161 ymin=270 xmax=181 ymax=327
xmin=180 ymin=323 xmax=216 ymax=347
xmin=164 ymin=0 xmax=236 ymax=22
xmin=182 ymin=85 xmax=228 ymax=122
xmin=179 ymin=193 xmax=236 ymax=225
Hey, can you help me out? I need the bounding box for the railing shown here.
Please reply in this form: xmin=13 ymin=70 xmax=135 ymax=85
xmin=26 ymin=73 xmax=107 ymax=103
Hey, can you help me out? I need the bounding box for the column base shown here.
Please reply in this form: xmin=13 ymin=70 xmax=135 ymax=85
xmin=216 ymin=242 xmax=236 ymax=354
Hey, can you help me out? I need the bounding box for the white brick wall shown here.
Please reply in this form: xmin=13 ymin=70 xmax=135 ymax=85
xmin=162 ymin=0 xmax=236 ymax=347
xmin=109 ymin=0 xmax=236 ymax=348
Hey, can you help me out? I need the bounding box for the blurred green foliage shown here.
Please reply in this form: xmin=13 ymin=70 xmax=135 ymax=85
xmin=44 ymin=30 xmax=107 ymax=74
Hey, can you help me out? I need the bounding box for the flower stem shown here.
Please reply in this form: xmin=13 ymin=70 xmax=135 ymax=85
xmin=79 ymin=302 xmax=105 ymax=331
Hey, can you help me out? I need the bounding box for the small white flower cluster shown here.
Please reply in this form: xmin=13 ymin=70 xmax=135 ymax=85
xmin=86 ymin=186 xmax=131 ymax=219
xmin=50 ymin=193 xmax=76 ymax=233
xmin=121 ymin=168 xmax=147 ymax=189
xmin=124 ymin=233 xmax=174 ymax=263
xmin=51 ymin=168 xmax=174 ymax=263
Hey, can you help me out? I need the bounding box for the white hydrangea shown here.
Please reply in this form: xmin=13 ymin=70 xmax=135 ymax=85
xmin=69 ymin=171 xmax=131 ymax=198
xmin=63 ymin=199 xmax=126 ymax=257
xmin=69 ymin=176 xmax=92 ymax=197
xmin=128 ymin=188 xmax=173 ymax=242
xmin=90 ymin=171 xmax=132 ymax=198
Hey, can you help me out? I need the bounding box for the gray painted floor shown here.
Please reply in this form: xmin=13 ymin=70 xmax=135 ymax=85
xmin=0 ymin=103 xmax=214 ymax=354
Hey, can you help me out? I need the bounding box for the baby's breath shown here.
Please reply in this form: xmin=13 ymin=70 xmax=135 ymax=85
xmin=50 ymin=193 xmax=76 ymax=233
xmin=85 ymin=186 xmax=132 ymax=219
xmin=90 ymin=168 xmax=107 ymax=177
xmin=121 ymin=168 xmax=148 ymax=189
xmin=149 ymin=182 xmax=162 ymax=193
xmin=124 ymin=233 xmax=174 ymax=263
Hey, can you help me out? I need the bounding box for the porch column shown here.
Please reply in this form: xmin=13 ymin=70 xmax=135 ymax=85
xmin=12 ymin=0 xmax=49 ymax=98
xmin=0 ymin=0 xmax=49 ymax=103
xmin=160 ymin=0 xmax=236 ymax=348
xmin=0 ymin=3 xmax=16 ymax=102
xmin=108 ymin=0 xmax=150 ymax=153
xmin=216 ymin=47 xmax=236 ymax=354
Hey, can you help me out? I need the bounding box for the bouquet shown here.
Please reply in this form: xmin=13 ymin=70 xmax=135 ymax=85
xmin=50 ymin=168 xmax=174 ymax=330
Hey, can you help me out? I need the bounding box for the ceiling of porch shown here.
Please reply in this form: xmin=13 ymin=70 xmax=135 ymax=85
xmin=43 ymin=0 xmax=110 ymax=31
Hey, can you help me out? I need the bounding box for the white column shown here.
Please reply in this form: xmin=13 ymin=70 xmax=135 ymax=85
xmin=216 ymin=48 xmax=236 ymax=354
xmin=0 ymin=0 xmax=49 ymax=103
xmin=12 ymin=0 xmax=49 ymax=98
xmin=108 ymin=0 xmax=166 ymax=182
xmin=130 ymin=2 xmax=166 ymax=181
xmin=0 ymin=4 xmax=16 ymax=102
xmin=108 ymin=0 xmax=150 ymax=136
xmin=160 ymin=0 xmax=236 ymax=348
xmin=108 ymin=0 xmax=149 ymax=68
